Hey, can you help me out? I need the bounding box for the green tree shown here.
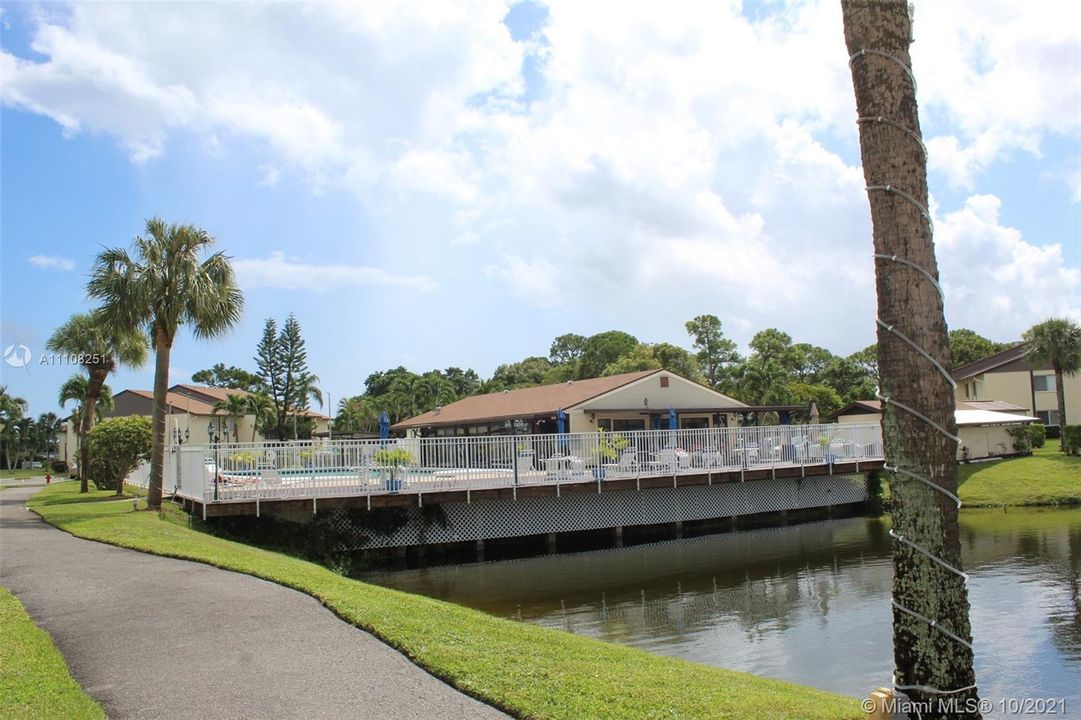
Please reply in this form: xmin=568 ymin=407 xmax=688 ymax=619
xmin=490 ymin=357 xmax=552 ymax=389
xmin=36 ymin=412 xmax=61 ymax=459
xmin=88 ymin=217 xmax=243 ymax=510
xmin=948 ymin=328 xmax=1009 ymax=368
xmin=192 ymin=363 xmax=264 ymax=392
xmin=549 ymin=333 xmax=587 ymax=367
xmin=1024 ymin=318 xmax=1081 ymax=443
xmin=848 ymin=343 xmax=879 ymax=385
xmin=823 ymin=356 xmax=878 ymax=403
xmin=0 ymin=387 xmax=28 ymax=472
xmin=245 ymin=393 xmax=275 ymax=442
xmin=685 ymin=315 xmax=740 ymax=388
xmin=791 ymin=343 xmax=836 ymax=383
xmin=212 ymin=394 xmax=249 ymax=443
xmin=844 ymin=2 xmax=979 ymax=713
xmin=47 ymin=311 xmax=148 ymax=492
xmin=86 ymin=415 xmax=152 ymax=495
xmin=335 ymin=395 xmax=379 ymax=433
xmin=578 ymin=331 xmax=639 ymax=378
xmin=601 ymin=344 xmax=661 ymax=375
xmin=255 ymin=315 xmax=319 ymax=439
xmin=442 ymin=367 xmax=481 ymax=397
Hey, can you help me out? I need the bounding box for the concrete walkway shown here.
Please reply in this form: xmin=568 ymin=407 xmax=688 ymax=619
xmin=0 ymin=486 xmax=509 ymax=720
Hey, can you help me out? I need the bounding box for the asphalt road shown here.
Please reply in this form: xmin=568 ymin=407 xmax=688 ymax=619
xmin=0 ymin=486 xmax=509 ymax=720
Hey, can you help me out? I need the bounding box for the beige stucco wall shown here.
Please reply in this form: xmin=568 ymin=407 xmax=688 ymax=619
xmin=837 ymin=412 xmax=880 ymax=424
xmin=956 ymin=369 xmax=1081 ymax=423
xmin=580 ymin=373 xmax=743 ymax=412
xmin=958 ymin=425 xmax=1020 ymax=460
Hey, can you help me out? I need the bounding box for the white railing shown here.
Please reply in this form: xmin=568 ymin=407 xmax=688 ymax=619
xmin=175 ymin=423 xmax=884 ymax=505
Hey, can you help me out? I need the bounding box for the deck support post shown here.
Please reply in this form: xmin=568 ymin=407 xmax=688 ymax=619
xmin=674 ymin=520 xmax=683 ymax=539
xmin=475 ymin=539 xmax=486 ymax=562
xmin=313 ymin=497 xmax=317 ymax=515
xmin=614 ymin=525 xmax=624 ymax=548
xmin=546 ymin=533 xmax=558 ymax=554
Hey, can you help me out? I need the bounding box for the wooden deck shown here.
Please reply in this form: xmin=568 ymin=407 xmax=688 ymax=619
xmin=179 ymin=459 xmax=884 ymax=518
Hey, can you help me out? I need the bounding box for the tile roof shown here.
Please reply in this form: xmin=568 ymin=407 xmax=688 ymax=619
xmin=394 ymin=370 xmax=663 ymax=429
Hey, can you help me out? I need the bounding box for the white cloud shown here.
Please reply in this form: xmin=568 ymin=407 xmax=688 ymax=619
xmin=913 ymin=2 xmax=1081 ymax=190
xmin=2 ymin=0 xmax=1077 ymax=351
xmin=28 ymin=255 xmax=75 ymax=271
xmin=936 ymin=195 xmax=1081 ymax=337
xmin=233 ymin=251 xmax=437 ymax=293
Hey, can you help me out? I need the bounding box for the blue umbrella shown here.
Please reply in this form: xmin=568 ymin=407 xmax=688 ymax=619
xmin=379 ymin=411 xmax=390 ymax=441
xmin=668 ymin=407 xmax=677 ymax=430
xmin=556 ymin=409 xmax=567 ymax=451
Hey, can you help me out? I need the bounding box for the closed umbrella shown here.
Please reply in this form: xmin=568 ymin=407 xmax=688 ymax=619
xmin=379 ymin=411 xmax=390 ymax=441
xmin=668 ymin=407 xmax=677 ymax=430
xmin=556 ymin=409 xmax=567 ymax=453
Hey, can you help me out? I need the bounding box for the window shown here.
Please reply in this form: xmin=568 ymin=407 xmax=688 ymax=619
xmin=597 ymin=418 xmax=612 ymax=431
xmin=1033 ymin=375 xmax=1055 ymax=392
xmin=659 ymin=376 xmax=669 ymax=388
xmin=680 ymin=417 xmax=709 ymax=429
xmin=1036 ymin=410 xmax=1061 ymax=426
xmin=612 ymin=418 xmax=645 ymax=432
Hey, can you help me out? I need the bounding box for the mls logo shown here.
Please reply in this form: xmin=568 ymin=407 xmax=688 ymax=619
xmin=3 ymin=343 xmax=33 ymax=372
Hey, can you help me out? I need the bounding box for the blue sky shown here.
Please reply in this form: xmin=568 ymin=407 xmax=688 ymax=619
xmin=2 ymin=0 xmax=1079 ymax=418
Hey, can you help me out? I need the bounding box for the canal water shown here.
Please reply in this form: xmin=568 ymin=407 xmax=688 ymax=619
xmin=365 ymin=508 xmax=1081 ymax=709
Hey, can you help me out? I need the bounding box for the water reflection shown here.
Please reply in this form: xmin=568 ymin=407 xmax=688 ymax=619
xmin=366 ymin=509 xmax=1081 ymax=706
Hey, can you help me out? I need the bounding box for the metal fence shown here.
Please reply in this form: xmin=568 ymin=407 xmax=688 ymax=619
xmin=168 ymin=422 xmax=883 ymax=505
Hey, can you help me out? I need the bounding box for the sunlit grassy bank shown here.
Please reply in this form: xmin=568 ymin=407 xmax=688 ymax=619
xmin=0 ymin=584 xmax=105 ymax=720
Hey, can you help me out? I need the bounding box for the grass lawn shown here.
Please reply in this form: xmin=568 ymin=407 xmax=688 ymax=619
xmin=958 ymin=440 xmax=1081 ymax=508
xmin=0 ymin=586 xmax=105 ymax=720
xmin=1 ymin=468 xmax=59 ymax=480
xmin=28 ymin=483 xmax=861 ymax=720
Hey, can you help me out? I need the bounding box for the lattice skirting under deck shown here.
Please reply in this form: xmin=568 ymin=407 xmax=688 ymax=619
xmin=327 ymin=473 xmax=868 ymax=549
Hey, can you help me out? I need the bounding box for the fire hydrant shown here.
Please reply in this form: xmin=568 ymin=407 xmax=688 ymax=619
xmin=45 ymin=473 xmax=52 ymax=484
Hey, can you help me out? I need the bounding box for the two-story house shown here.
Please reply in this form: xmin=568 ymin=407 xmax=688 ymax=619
xmin=952 ymin=343 xmax=1081 ymax=429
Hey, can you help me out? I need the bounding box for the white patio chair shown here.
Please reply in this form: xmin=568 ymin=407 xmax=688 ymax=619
xmin=544 ymin=455 xmax=566 ymax=481
xmin=603 ymin=447 xmax=639 ymax=478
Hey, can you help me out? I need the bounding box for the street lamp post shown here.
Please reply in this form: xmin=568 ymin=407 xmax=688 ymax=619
xmin=207 ymin=424 xmax=221 ymax=501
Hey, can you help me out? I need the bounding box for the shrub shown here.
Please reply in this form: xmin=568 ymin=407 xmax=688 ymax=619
xmin=225 ymin=451 xmax=258 ymax=470
xmin=86 ymin=416 xmax=152 ymax=493
xmin=373 ymin=448 xmax=413 ymax=467
xmin=1006 ymin=425 xmax=1033 ymax=454
xmin=1062 ymin=425 xmax=1081 ymax=456
xmin=1028 ymin=423 xmax=1047 ymax=449
xmin=50 ymin=460 xmax=68 ymax=474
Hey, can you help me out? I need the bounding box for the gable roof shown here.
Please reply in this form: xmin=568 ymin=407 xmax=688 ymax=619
xmin=394 ymin=370 xmax=666 ymax=429
xmin=170 ymin=384 xmax=330 ymax=420
xmin=951 ymin=343 xmax=1028 ymax=380
xmin=833 ymin=400 xmax=883 ymax=418
xmin=120 ymin=389 xmax=218 ymax=416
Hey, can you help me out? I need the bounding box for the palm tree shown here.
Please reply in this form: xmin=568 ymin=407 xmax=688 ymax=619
xmin=59 ymin=374 xmax=115 ymax=478
xmin=212 ymin=394 xmax=249 ymax=443
xmin=843 ymin=2 xmax=978 ymax=714
xmin=1024 ymin=318 xmax=1081 ymax=446
xmin=290 ymin=372 xmax=323 ymax=440
xmin=37 ymin=412 xmax=61 ymax=460
xmin=245 ymin=393 xmax=275 ymax=442
xmin=0 ymin=387 xmax=27 ymax=472
xmin=48 ymin=312 xmax=148 ymax=492
xmin=87 ymin=217 xmax=243 ymax=509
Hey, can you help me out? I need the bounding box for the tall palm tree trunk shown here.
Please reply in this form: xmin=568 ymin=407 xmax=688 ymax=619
xmin=1053 ymin=363 xmax=1068 ymax=445
xmin=148 ymin=327 xmax=172 ymax=510
xmin=842 ymin=2 xmax=979 ymax=716
xmin=79 ymin=369 xmax=108 ymax=493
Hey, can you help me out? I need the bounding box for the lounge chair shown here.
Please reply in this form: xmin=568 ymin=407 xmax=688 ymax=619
xmin=603 ymin=447 xmax=639 ymax=478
